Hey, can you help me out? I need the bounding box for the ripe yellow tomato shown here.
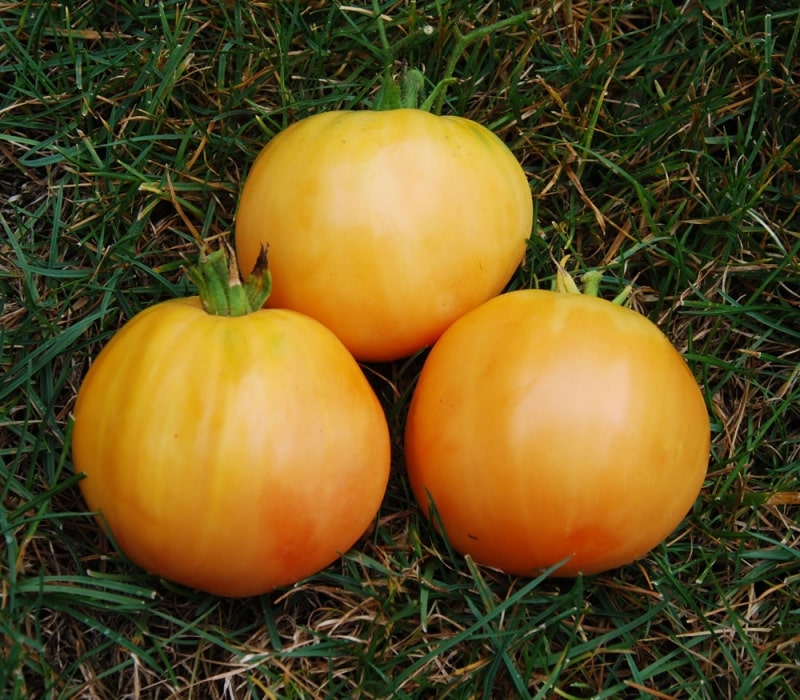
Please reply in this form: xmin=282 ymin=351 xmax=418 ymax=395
xmin=72 ymin=297 xmax=391 ymax=597
xmin=235 ymin=108 xmax=533 ymax=362
xmin=404 ymin=289 xmax=710 ymax=577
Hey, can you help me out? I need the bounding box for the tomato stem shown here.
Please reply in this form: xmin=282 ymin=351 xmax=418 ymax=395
xmin=374 ymin=67 xmax=421 ymax=110
xmin=554 ymin=257 xmax=633 ymax=306
xmin=185 ymin=244 xmax=271 ymax=316
xmin=581 ymin=270 xmax=602 ymax=297
xmin=373 ymin=71 xmax=401 ymax=111
xmin=582 ymin=271 xmax=633 ymax=306
xmin=401 ymin=67 xmax=425 ymax=108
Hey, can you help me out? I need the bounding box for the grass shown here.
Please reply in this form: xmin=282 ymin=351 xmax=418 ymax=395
xmin=1 ymin=0 xmax=798 ymax=697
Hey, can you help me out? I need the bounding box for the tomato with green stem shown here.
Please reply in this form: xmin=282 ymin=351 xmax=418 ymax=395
xmin=404 ymin=265 xmax=711 ymax=577
xmin=72 ymin=246 xmax=391 ymax=597
xmin=235 ymin=14 xmax=534 ymax=362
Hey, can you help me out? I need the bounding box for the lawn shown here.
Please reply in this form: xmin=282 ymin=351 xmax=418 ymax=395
xmin=1 ymin=1 xmax=799 ymax=698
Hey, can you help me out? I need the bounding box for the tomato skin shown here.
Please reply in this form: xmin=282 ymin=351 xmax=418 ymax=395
xmin=404 ymin=290 xmax=710 ymax=577
xmin=72 ymin=298 xmax=391 ymax=597
xmin=235 ymin=108 xmax=533 ymax=362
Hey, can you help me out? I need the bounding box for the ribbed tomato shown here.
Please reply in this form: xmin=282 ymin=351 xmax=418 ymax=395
xmin=404 ymin=286 xmax=710 ymax=577
xmin=72 ymin=251 xmax=390 ymax=597
xmin=235 ymin=107 xmax=533 ymax=362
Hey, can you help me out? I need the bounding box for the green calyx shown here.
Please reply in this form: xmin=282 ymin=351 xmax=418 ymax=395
xmin=554 ymin=256 xmax=632 ymax=306
xmin=185 ymin=244 xmax=271 ymax=316
xmin=373 ymin=66 xmax=454 ymax=112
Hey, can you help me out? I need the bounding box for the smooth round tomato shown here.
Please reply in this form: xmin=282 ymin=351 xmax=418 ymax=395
xmin=404 ymin=289 xmax=710 ymax=577
xmin=72 ymin=297 xmax=391 ymax=597
xmin=235 ymin=108 xmax=533 ymax=362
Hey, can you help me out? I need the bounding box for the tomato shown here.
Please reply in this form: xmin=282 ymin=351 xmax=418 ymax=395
xmin=72 ymin=252 xmax=391 ymax=597
xmin=404 ymin=287 xmax=710 ymax=577
xmin=235 ymin=107 xmax=533 ymax=362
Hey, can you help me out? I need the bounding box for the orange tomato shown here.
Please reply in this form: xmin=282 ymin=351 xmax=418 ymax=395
xmin=235 ymin=108 xmax=533 ymax=362
xmin=72 ymin=297 xmax=390 ymax=597
xmin=404 ymin=288 xmax=710 ymax=577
